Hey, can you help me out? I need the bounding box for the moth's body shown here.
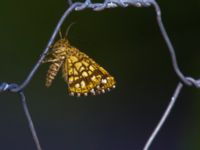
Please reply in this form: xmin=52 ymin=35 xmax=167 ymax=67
xmin=44 ymin=39 xmax=70 ymax=87
xmin=43 ymin=38 xmax=116 ymax=97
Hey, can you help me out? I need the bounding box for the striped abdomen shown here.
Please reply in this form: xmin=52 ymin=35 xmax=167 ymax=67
xmin=45 ymin=61 xmax=64 ymax=87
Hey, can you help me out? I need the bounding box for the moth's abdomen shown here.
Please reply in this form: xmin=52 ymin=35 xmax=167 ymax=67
xmin=45 ymin=61 xmax=63 ymax=87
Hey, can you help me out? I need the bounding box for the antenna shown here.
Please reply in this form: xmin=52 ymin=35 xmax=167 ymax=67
xmin=65 ymin=22 xmax=76 ymax=38
xmin=59 ymin=29 xmax=63 ymax=39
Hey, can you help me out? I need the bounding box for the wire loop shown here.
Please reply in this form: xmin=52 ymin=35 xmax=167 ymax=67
xmin=1 ymin=0 xmax=200 ymax=150
xmin=0 ymin=83 xmax=19 ymax=92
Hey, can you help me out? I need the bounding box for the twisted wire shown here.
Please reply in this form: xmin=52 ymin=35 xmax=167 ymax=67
xmin=1 ymin=0 xmax=200 ymax=150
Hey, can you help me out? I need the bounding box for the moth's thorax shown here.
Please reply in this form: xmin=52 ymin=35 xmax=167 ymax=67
xmin=53 ymin=39 xmax=69 ymax=50
xmin=52 ymin=38 xmax=79 ymax=56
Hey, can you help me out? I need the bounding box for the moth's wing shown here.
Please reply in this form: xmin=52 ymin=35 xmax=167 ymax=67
xmin=63 ymin=48 xmax=116 ymax=96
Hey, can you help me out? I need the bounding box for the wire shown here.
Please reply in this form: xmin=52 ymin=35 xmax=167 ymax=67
xmin=0 ymin=83 xmax=42 ymax=150
xmin=1 ymin=0 xmax=200 ymax=150
xmin=143 ymin=83 xmax=183 ymax=150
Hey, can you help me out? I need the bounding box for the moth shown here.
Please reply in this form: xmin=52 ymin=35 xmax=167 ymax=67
xmin=43 ymin=28 xmax=116 ymax=97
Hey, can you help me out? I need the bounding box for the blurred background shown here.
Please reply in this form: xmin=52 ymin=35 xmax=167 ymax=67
xmin=0 ymin=0 xmax=200 ymax=149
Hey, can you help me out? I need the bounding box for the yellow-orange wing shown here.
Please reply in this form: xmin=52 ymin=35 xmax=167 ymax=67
xmin=62 ymin=47 xmax=116 ymax=97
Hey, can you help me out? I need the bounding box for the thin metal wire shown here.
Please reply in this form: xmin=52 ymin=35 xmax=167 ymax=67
xmin=0 ymin=4 xmax=82 ymax=149
xmin=143 ymin=83 xmax=183 ymax=150
xmin=0 ymin=83 xmax=42 ymax=150
xmin=1 ymin=0 xmax=200 ymax=150
xmin=142 ymin=2 xmax=200 ymax=149
xmin=19 ymin=92 xmax=42 ymax=150
xmin=150 ymin=1 xmax=192 ymax=86
xmin=10 ymin=0 xmax=197 ymax=93
xmin=12 ymin=2 xmax=82 ymax=93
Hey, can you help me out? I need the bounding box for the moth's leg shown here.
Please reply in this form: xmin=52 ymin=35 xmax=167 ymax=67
xmin=42 ymin=58 xmax=61 ymax=64
xmin=53 ymin=49 xmax=67 ymax=54
xmin=44 ymin=45 xmax=54 ymax=56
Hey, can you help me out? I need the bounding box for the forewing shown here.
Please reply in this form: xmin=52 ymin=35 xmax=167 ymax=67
xmin=63 ymin=49 xmax=116 ymax=96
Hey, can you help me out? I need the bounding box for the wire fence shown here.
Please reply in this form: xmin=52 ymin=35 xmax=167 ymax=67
xmin=0 ymin=0 xmax=200 ymax=150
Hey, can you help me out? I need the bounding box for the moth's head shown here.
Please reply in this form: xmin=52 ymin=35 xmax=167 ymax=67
xmin=53 ymin=38 xmax=70 ymax=49
xmin=58 ymin=38 xmax=70 ymax=44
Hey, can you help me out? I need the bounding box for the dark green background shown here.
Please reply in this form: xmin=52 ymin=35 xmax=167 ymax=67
xmin=0 ymin=0 xmax=200 ymax=149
